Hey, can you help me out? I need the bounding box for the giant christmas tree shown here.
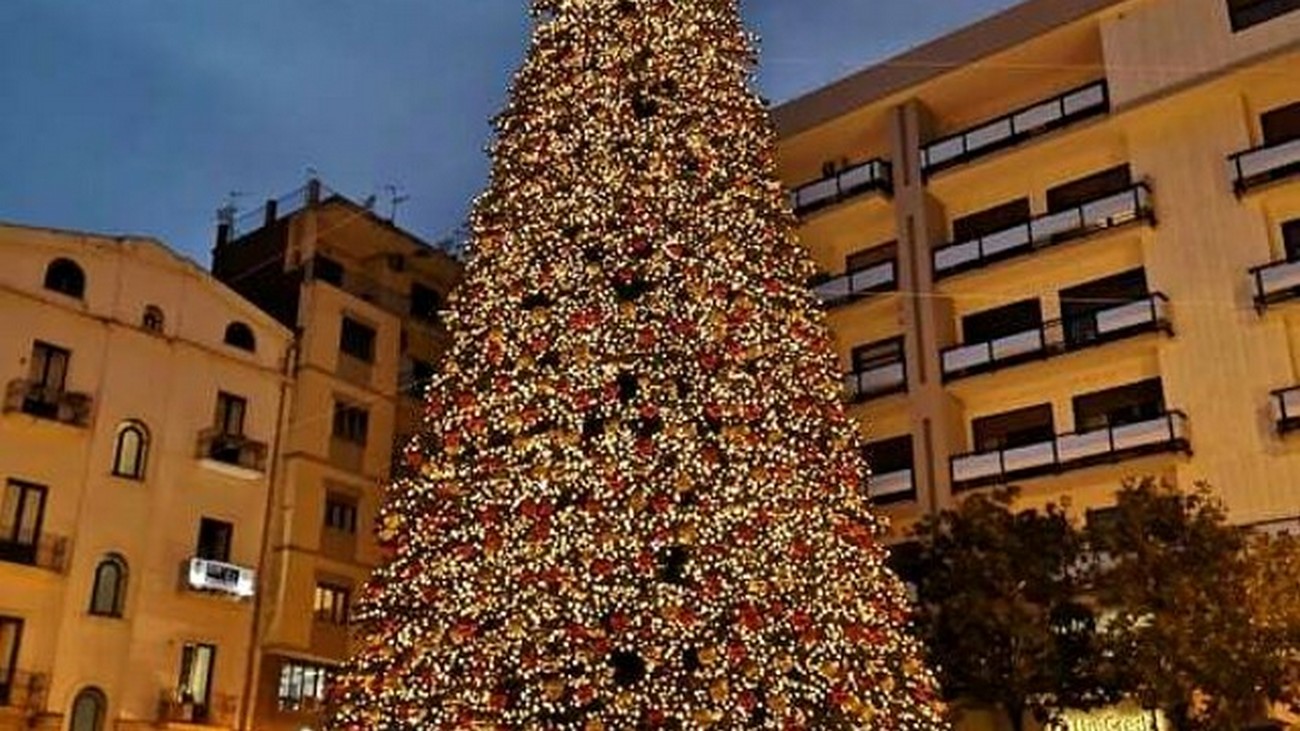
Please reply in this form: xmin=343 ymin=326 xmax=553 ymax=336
xmin=328 ymin=0 xmax=948 ymax=728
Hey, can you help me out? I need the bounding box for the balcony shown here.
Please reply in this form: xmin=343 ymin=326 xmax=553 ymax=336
xmin=0 ymin=671 xmax=48 ymax=711
xmin=922 ymin=80 xmax=1110 ymax=175
xmin=196 ymin=429 xmax=267 ymax=476
xmin=942 ymin=294 xmax=1171 ymax=381
xmin=157 ymin=691 xmax=238 ymax=727
xmin=951 ymin=411 xmax=1189 ymax=490
xmin=843 ymin=361 xmax=907 ymax=403
xmin=1250 ymin=258 xmax=1300 ymax=309
xmin=305 ymin=257 xmax=445 ymax=334
xmin=3 ymin=380 xmax=93 ymax=428
xmin=1230 ymin=137 xmax=1300 ymax=194
xmin=811 ymin=259 xmax=898 ymax=308
xmin=933 ymin=184 xmax=1154 ymax=279
xmin=0 ymin=534 xmax=69 ymax=573
xmin=1272 ymin=386 xmax=1300 ymax=434
xmin=869 ymin=468 xmax=916 ymax=505
xmin=184 ymin=557 xmax=255 ymax=599
xmin=788 ymin=159 xmax=892 ymax=217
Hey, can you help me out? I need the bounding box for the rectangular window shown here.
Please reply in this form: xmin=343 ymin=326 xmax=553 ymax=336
xmin=1262 ymin=101 xmax=1300 ymax=146
xmin=313 ymin=583 xmax=351 ymax=625
xmin=28 ymin=341 xmax=70 ymax=392
xmin=850 ymin=337 xmax=904 ymax=373
xmin=0 ymin=480 xmax=46 ymax=566
xmin=1060 ymin=269 xmax=1149 ymax=346
xmin=961 ymin=299 xmax=1043 ymax=343
xmin=196 ymin=518 xmax=233 ymax=563
xmin=1228 ymin=0 xmax=1300 ymax=31
xmin=312 ymin=255 xmax=345 ymax=286
xmin=402 ymin=358 xmax=436 ymax=398
xmin=844 ymin=241 xmax=898 ymax=273
xmin=324 ymin=495 xmax=359 ymax=535
xmin=952 ymin=198 xmax=1031 ymax=242
xmin=973 ymin=404 xmax=1055 ymax=452
xmin=1284 ymin=219 xmax=1300 ymax=261
xmin=214 ymin=393 xmax=247 ymax=437
xmin=410 ymin=283 xmax=442 ymax=323
xmin=0 ymin=616 xmax=21 ymax=706
xmin=1046 ymin=165 xmax=1132 ymax=213
xmin=277 ymin=661 xmax=329 ymax=712
xmin=332 ymin=403 xmax=370 ymax=445
xmin=177 ymin=643 xmax=216 ymax=714
xmin=1072 ymin=378 xmax=1166 ymax=433
xmin=339 ymin=317 xmax=376 ymax=363
xmin=864 ymin=435 xmax=914 ymax=475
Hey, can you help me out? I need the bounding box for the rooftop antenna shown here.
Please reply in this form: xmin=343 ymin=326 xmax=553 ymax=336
xmin=385 ymin=184 xmax=411 ymax=223
xmin=216 ymin=190 xmax=245 ymax=226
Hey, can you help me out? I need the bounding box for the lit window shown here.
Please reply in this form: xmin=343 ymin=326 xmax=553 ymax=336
xmin=89 ymin=555 xmax=128 ymax=617
xmin=111 ymin=421 xmax=149 ymax=479
xmin=313 ymin=583 xmax=350 ymax=625
xmin=277 ymin=661 xmax=329 ymax=712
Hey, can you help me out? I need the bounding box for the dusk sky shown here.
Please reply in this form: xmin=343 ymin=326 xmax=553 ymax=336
xmin=0 ymin=1 xmax=1018 ymax=263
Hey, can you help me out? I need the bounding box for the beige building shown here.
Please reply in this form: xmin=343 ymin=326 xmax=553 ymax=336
xmin=0 ymin=222 xmax=293 ymax=730
xmin=211 ymin=180 xmax=461 ymax=731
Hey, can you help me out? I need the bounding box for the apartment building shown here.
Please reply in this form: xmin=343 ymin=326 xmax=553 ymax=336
xmin=0 ymin=223 xmax=292 ymax=730
xmin=210 ymin=180 xmax=461 ymax=731
xmin=775 ymin=0 xmax=1300 ymax=544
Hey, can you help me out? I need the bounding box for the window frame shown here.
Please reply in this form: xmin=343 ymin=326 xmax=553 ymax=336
xmin=276 ymin=661 xmax=329 ymax=712
xmin=223 ymin=322 xmax=257 ymax=353
xmin=214 ymin=392 xmax=247 ymax=437
xmin=0 ymin=615 xmax=22 ymax=707
xmin=43 ymin=258 xmax=86 ymax=299
xmin=69 ymin=686 xmax=107 ymax=731
xmin=111 ymin=421 xmax=149 ymax=480
xmin=339 ymin=317 xmax=377 ymax=363
xmin=196 ymin=518 xmax=234 ymax=564
xmin=332 ymin=402 xmax=370 ymax=446
xmin=142 ymin=305 xmax=165 ymax=333
xmin=89 ymin=554 xmax=128 ymax=618
xmin=324 ymin=494 xmax=359 ymax=535
xmin=1 ymin=479 xmax=48 ymax=559
xmin=177 ymin=643 xmax=216 ymax=715
xmin=312 ymin=583 xmax=351 ymax=625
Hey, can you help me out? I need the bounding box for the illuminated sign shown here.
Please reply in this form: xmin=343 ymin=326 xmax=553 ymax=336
xmin=187 ymin=557 xmax=256 ymax=598
xmin=1053 ymin=708 xmax=1166 ymax=731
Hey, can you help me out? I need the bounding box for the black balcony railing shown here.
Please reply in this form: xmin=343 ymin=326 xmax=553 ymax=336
xmin=3 ymin=380 xmax=93 ymax=428
xmin=197 ymin=429 xmax=268 ymax=473
xmin=810 ymin=259 xmax=898 ymax=308
xmin=1250 ymin=257 xmax=1300 ymax=309
xmin=788 ymin=159 xmax=892 ymax=216
xmin=1230 ymin=136 xmax=1300 ymax=194
xmin=843 ymin=361 xmax=907 ymax=404
xmin=0 ymin=534 xmax=69 ymax=573
xmin=951 ymin=410 xmax=1189 ymax=490
xmin=1272 ymin=386 xmax=1300 ymax=434
xmin=922 ymin=80 xmax=1110 ymax=175
xmin=933 ymin=183 xmax=1154 ymax=279
xmin=0 ymin=671 xmax=48 ymax=711
xmin=941 ymin=294 xmax=1171 ymax=381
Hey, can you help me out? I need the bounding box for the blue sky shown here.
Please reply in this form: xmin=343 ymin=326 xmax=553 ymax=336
xmin=0 ymin=1 xmax=1017 ymax=262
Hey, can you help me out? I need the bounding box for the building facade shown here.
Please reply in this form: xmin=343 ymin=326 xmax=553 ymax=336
xmin=211 ymin=180 xmax=461 ymax=731
xmin=776 ymin=0 xmax=1300 ymax=548
xmin=0 ymin=223 xmax=293 ymax=730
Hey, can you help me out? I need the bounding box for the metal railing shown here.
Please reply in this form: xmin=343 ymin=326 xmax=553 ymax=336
xmin=158 ymin=691 xmax=238 ymax=726
xmin=225 ymin=180 xmax=336 ymax=240
xmin=1250 ymin=257 xmax=1300 ymax=309
xmin=934 ymin=183 xmax=1154 ymax=278
xmin=196 ymin=429 xmax=268 ymax=473
xmin=941 ymin=294 xmax=1171 ymax=380
xmin=1272 ymin=386 xmax=1300 ymax=434
xmin=1230 ymin=136 xmax=1300 ymax=194
xmin=3 ymin=380 xmax=93 ymax=428
xmin=922 ymin=80 xmax=1110 ymax=174
xmin=842 ymin=361 xmax=907 ymax=403
xmin=788 ymin=158 xmax=892 ymax=216
xmin=951 ymin=410 xmax=1190 ymax=490
xmin=811 ymin=259 xmax=898 ymax=307
xmin=0 ymin=671 xmax=48 ymax=711
xmin=869 ymin=468 xmax=916 ymax=505
xmin=0 ymin=534 xmax=69 ymax=573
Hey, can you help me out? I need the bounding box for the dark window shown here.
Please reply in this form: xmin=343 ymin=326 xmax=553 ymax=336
xmin=339 ymin=317 xmax=376 ymax=363
xmin=89 ymin=555 xmax=128 ymax=618
xmin=851 ymin=337 xmax=905 ymax=373
xmin=196 ymin=519 xmax=233 ymax=563
xmin=864 ymin=435 xmax=914 ymax=475
xmin=69 ymin=687 xmax=106 ymax=731
xmin=1285 ymin=219 xmax=1300 ymax=261
xmin=313 ymin=255 xmax=345 ymax=286
xmin=845 ymin=241 xmax=898 ymax=273
xmin=962 ymin=299 xmax=1043 ymax=343
xmin=1 ymin=480 xmax=47 ymax=566
xmin=43 ymin=258 xmax=86 ymax=298
xmin=1046 ymin=165 xmax=1133 ymax=212
xmin=277 ymin=661 xmax=329 ymax=712
xmin=1073 ymin=378 xmax=1166 ymax=432
xmin=973 ymin=404 xmax=1056 ymax=452
xmin=0 ymin=617 xmax=22 ymax=707
xmin=332 ymin=403 xmax=370 ymax=445
xmin=1228 ymin=0 xmax=1300 ymax=32
xmin=313 ymin=583 xmax=350 ymax=625
xmin=223 ymin=322 xmax=256 ymax=352
xmin=405 ymin=359 xmax=436 ymax=398
xmin=411 ymin=283 xmax=442 ymax=323
xmin=177 ymin=643 xmax=216 ymax=717
xmin=215 ymin=393 xmax=247 ymax=437
xmin=142 ymin=306 xmax=165 ymax=333
xmin=1262 ymin=102 xmax=1300 ymax=146
xmin=952 ymin=198 xmax=1031 ymax=242
xmin=24 ymin=341 xmax=70 ymax=419
xmin=111 ymin=421 xmax=149 ymax=479
xmin=324 ymin=495 xmax=358 ymax=535
xmin=1060 ymin=269 xmax=1149 ymax=346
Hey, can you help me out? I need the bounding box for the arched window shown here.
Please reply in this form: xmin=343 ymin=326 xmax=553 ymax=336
xmin=89 ymin=555 xmax=128 ymax=617
xmin=69 ymin=687 xmax=107 ymax=731
xmin=223 ymin=322 xmax=256 ymax=352
xmin=142 ymin=305 xmax=165 ymax=333
xmin=44 ymin=258 xmax=86 ymax=299
xmin=111 ymin=421 xmax=149 ymax=479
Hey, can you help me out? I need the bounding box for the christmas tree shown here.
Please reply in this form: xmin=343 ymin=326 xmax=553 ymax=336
xmin=328 ymin=0 xmax=947 ymax=728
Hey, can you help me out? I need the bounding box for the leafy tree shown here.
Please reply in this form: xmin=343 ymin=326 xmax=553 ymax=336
xmin=910 ymin=488 xmax=1116 ymax=731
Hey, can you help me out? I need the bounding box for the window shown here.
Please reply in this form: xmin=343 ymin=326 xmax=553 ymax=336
xmin=89 ymin=554 xmax=128 ymax=617
xmin=177 ymin=643 xmax=216 ymax=718
xmin=25 ymin=341 xmax=70 ymax=419
xmin=69 ymin=687 xmax=106 ymax=731
xmin=1285 ymin=219 xmax=1300 ymax=261
xmin=339 ymin=317 xmax=376 ymax=363
xmin=1072 ymin=378 xmax=1166 ymax=432
xmin=214 ymin=393 xmax=247 ymax=436
xmin=962 ymin=299 xmax=1043 ymax=343
xmin=973 ymin=404 xmax=1055 ymax=452
xmin=0 ymin=616 xmax=21 ymax=707
xmin=404 ymin=358 xmax=436 ymax=398
xmin=952 ymin=198 xmax=1031 ymax=242
xmin=43 ymin=258 xmax=85 ymax=298
xmin=325 ymin=495 xmax=359 ymax=534
xmin=142 ymin=305 xmax=165 ymax=333
xmin=410 ymin=283 xmax=442 ymax=323
xmin=850 ymin=337 xmax=904 ymax=373
xmin=196 ymin=519 xmax=233 ymax=563
xmin=1060 ymin=269 xmax=1149 ymax=346
xmin=1 ymin=480 xmax=47 ymax=566
xmin=1261 ymin=101 xmax=1300 ymax=146
xmin=312 ymin=255 xmax=345 ymax=286
xmin=863 ymin=435 xmax=916 ymax=506
xmin=277 ymin=661 xmax=329 ymax=712
xmin=223 ymin=322 xmax=256 ymax=352
xmin=111 ymin=421 xmax=149 ymax=479
xmin=1046 ymin=165 xmax=1132 ymax=212
xmin=332 ymin=402 xmax=370 ymax=445
xmin=1228 ymin=0 xmax=1300 ymax=31
xmin=313 ymin=583 xmax=351 ymax=625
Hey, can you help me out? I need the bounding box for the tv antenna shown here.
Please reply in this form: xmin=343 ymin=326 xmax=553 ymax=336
xmin=384 ymin=184 xmax=410 ymax=223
